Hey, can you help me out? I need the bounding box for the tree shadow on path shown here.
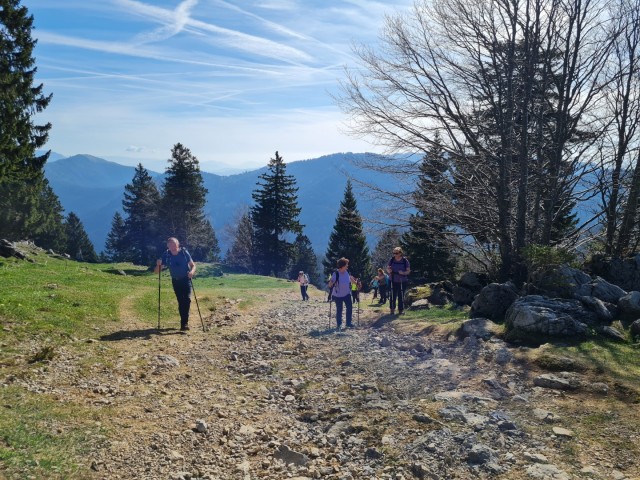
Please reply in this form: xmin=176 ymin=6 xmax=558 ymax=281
xmin=99 ymin=327 xmax=182 ymax=342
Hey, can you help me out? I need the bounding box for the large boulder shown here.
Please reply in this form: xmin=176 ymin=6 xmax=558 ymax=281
xmin=577 ymin=296 xmax=614 ymax=323
xmin=575 ymin=276 xmax=627 ymax=304
xmin=531 ymin=264 xmax=592 ymax=299
xmin=505 ymin=295 xmax=597 ymax=338
xmin=453 ymin=286 xmax=476 ymax=306
xmin=458 ymin=272 xmax=488 ymax=293
xmin=588 ymin=254 xmax=640 ymax=292
xmin=470 ymin=282 xmax=519 ymax=321
xmin=426 ymin=282 xmax=453 ymax=306
xmin=630 ymin=319 xmax=640 ymax=339
xmin=618 ymin=291 xmax=640 ymax=319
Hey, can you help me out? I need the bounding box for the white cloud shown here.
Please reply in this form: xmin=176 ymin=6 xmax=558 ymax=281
xmin=132 ymin=0 xmax=199 ymax=44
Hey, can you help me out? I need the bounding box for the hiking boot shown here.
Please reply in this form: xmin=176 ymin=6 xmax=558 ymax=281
xmin=180 ymin=325 xmax=190 ymax=331
xmin=390 ymin=309 xmax=395 ymax=314
xmin=398 ymin=310 xmax=404 ymax=315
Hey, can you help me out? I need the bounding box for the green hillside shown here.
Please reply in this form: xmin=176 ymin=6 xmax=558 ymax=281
xmin=0 ymin=243 xmax=291 ymax=479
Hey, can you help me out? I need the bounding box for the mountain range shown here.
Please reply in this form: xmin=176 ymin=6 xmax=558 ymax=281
xmin=43 ymin=153 xmax=402 ymax=257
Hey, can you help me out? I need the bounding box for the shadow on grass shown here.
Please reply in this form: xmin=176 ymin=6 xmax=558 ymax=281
xmin=102 ymin=268 xmax=151 ymax=277
xmin=99 ymin=327 xmax=182 ymax=341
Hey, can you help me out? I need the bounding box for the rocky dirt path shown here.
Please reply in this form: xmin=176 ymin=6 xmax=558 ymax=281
xmin=20 ymin=289 xmax=640 ymax=479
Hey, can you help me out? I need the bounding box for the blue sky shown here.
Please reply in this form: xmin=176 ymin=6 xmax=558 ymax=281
xmin=25 ymin=0 xmax=413 ymax=174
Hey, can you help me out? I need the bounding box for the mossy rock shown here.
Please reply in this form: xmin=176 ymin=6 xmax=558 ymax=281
xmin=532 ymin=353 xmax=589 ymax=373
xmin=406 ymin=286 xmax=432 ymax=305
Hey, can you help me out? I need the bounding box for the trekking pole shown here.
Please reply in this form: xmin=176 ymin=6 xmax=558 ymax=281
xmin=157 ymin=264 xmax=162 ymax=330
xmin=190 ymin=279 xmax=206 ymax=332
xmin=357 ymin=294 xmax=360 ymax=327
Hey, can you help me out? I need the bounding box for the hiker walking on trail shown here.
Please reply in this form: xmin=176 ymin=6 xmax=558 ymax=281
xmin=327 ymin=257 xmax=357 ymax=330
xmin=351 ymin=277 xmax=361 ymax=303
xmin=370 ymin=276 xmax=379 ymax=300
xmin=387 ymin=247 xmax=410 ymax=315
xmin=297 ymin=271 xmax=310 ymax=301
xmin=376 ymin=268 xmax=388 ymax=305
xmin=155 ymin=237 xmax=196 ymax=331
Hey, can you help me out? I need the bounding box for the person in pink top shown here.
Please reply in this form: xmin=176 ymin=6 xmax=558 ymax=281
xmin=327 ymin=257 xmax=357 ymax=330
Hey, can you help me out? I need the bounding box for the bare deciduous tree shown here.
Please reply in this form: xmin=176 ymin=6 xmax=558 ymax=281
xmin=337 ymin=0 xmax=620 ymax=281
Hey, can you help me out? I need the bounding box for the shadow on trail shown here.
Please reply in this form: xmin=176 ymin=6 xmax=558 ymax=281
xmin=308 ymin=327 xmax=339 ymax=337
xmin=99 ymin=327 xmax=181 ymax=342
xmin=370 ymin=314 xmax=395 ymax=329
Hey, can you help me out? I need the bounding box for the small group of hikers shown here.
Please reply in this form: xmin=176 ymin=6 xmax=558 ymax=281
xmin=370 ymin=267 xmax=390 ymax=304
xmin=326 ymin=247 xmax=410 ymax=330
xmin=153 ymin=236 xmax=410 ymax=333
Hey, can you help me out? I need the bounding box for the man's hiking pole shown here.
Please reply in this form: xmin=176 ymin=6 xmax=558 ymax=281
xmin=190 ymin=279 xmax=206 ymax=332
xmin=357 ymin=295 xmax=360 ymax=327
xmin=157 ymin=265 xmax=161 ymax=330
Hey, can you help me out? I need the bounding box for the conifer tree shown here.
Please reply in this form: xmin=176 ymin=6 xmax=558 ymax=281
xmin=159 ymin=143 xmax=219 ymax=261
xmin=30 ymin=180 xmax=67 ymax=252
xmin=289 ymin=234 xmax=319 ymax=284
xmin=401 ymin=150 xmax=457 ymax=282
xmin=105 ymin=212 xmax=128 ymax=262
xmin=122 ymin=164 xmax=160 ymax=265
xmin=0 ymin=0 xmax=54 ymax=241
xmin=226 ymin=210 xmax=254 ymax=273
xmin=64 ymin=212 xmax=97 ymax=262
xmin=190 ymin=218 xmax=221 ymax=262
xmin=251 ymin=151 xmax=302 ymax=277
xmin=323 ymin=181 xmax=370 ymax=279
xmin=371 ymin=228 xmax=401 ymax=272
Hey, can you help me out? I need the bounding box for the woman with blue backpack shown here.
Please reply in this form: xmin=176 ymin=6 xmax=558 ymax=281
xmin=387 ymin=247 xmax=410 ymax=315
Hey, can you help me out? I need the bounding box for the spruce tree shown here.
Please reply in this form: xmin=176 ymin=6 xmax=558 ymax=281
xmin=323 ymin=181 xmax=370 ymax=279
xmin=31 ymin=180 xmax=67 ymax=252
xmin=251 ymin=151 xmax=302 ymax=277
xmin=105 ymin=212 xmax=128 ymax=262
xmin=401 ymin=150 xmax=457 ymax=282
xmin=371 ymin=228 xmax=401 ymax=272
xmin=122 ymin=164 xmax=160 ymax=265
xmin=289 ymin=234 xmax=319 ymax=284
xmin=190 ymin=218 xmax=221 ymax=262
xmin=159 ymin=143 xmax=219 ymax=261
xmin=225 ymin=210 xmax=254 ymax=273
xmin=0 ymin=0 xmax=53 ymax=240
xmin=64 ymin=212 xmax=97 ymax=262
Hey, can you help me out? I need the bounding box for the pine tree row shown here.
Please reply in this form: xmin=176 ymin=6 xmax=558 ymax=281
xmin=105 ymin=144 xmax=220 ymax=265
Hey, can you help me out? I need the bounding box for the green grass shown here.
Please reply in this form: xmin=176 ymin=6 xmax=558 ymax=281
xmin=0 ymin=386 xmax=99 ymax=479
xmin=559 ymin=339 xmax=640 ymax=391
xmin=377 ymin=304 xmax=472 ymax=336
